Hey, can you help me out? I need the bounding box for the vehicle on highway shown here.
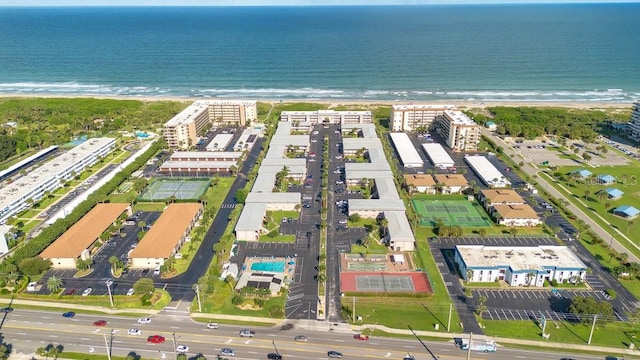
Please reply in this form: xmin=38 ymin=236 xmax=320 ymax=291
xmin=176 ymin=345 xmax=189 ymax=353
xmin=128 ymin=328 xmax=142 ymax=336
xmin=138 ymin=317 xmax=151 ymax=324
xmin=239 ymin=329 xmax=255 ymax=337
xmin=62 ymin=311 xmax=75 ymax=318
xmin=459 ymin=339 xmax=497 ymax=352
xmin=0 ymin=307 xmax=13 ymax=313
xmin=402 ymin=354 xmax=415 ymax=360
xmin=206 ymin=322 xmax=220 ymax=329
xmin=126 ymin=288 xmax=135 ymax=296
xmin=147 ymin=335 xmax=165 ymax=344
xmin=220 ymin=348 xmax=235 ymax=357
xmin=267 ymin=353 xmax=282 ymax=360
xmin=93 ymin=320 xmax=107 ymax=327
xmin=327 ymin=351 xmax=343 ymax=359
xmin=294 ymin=335 xmax=308 ymax=342
xmin=354 ymin=334 xmax=369 ymax=341
xmin=82 ymin=288 xmax=92 ymax=296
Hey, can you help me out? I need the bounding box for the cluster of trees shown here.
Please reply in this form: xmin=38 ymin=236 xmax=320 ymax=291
xmin=0 ymin=140 xmax=162 ymax=285
xmin=568 ymin=296 xmax=614 ymax=320
xmin=472 ymin=107 xmax=615 ymax=141
xmin=0 ymin=98 xmax=185 ymax=161
xmin=433 ymin=218 xmax=463 ymax=237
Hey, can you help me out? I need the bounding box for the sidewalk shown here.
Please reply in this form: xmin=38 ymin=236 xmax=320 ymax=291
xmin=352 ymin=323 xmax=640 ymax=356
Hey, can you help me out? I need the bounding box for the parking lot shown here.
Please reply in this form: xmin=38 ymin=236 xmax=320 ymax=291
xmin=436 ymin=236 xmax=557 ymax=247
xmin=509 ymin=139 xmax=630 ymax=167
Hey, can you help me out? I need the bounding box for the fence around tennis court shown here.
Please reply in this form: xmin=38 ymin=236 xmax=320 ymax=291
xmin=138 ymin=178 xmax=210 ymax=201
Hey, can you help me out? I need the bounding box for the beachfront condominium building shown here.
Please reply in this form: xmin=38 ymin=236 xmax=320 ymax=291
xmin=440 ymin=110 xmax=481 ymax=152
xmin=390 ymin=104 xmax=456 ymax=132
xmin=628 ymin=100 xmax=640 ymax=142
xmin=280 ymin=110 xmax=372 ymax=124
xmin=164 ymin=100 xmax=257 ymax=149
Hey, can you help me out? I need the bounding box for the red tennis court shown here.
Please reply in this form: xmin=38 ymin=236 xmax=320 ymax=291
xmin=340 ymin=271 xmax=432 ymax=293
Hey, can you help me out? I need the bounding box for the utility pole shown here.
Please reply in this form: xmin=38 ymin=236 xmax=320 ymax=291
xmin=352 ymin=297 xmax=356 ymax=322
xmin=195 ymin=285 xmax=202 ymax=312
xmin=447 ymin=303 xmax=453 ymax=332
xmin=172 ymin=333 xmax=178 ymax=360
xmin=103 ymin=331 xmax=112 ymax=360
xmin=466 ymin=332 xmax=472 ymax=360
xmin=272 ymin=340 xmax=279 ymax=355
xmin=106 ymin=280 xmax=114 ymax=308
xmin=588 ymin=314 xmax=597 ymax=344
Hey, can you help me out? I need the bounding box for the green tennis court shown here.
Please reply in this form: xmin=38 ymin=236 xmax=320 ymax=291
xmin=138 ymin=178 xmax=209 ymax=201
xmin=412 ymin=199 xmax=492 ymax=227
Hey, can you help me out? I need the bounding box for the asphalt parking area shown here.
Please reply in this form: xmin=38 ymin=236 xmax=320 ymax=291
xmin=437 ymin=236 xmax=556 ymax=247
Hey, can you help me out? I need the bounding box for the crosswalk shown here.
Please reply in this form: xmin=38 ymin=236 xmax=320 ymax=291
xmin=220 ymin=203 xmax=237 ymax=209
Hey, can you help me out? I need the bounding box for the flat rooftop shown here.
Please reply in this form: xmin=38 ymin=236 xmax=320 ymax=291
xmin=464 ymin=155 xmax=510 ymax=187
xmin=422 ymin=143 xmax=454 ymax=166
xmin=389 ymin=133 xmax=423 ymax=167
xmin=392 ymin=104 xmax=456 ymax=111
xmin=444 ymin=110 xmax=478 ymax=126
xmin=457 ymin=245 xmax=587 ymax=272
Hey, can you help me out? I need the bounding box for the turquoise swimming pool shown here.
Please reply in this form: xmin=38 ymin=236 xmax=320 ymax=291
xmin=251 ymin=261 xmax=286 ymax=273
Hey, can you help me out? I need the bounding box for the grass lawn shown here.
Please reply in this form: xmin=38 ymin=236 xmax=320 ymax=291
xmin=268 ymin=210 xmax=300 ymax=223
xmin=483 ymin=319 xmax=640 ymax=349
xmin=14 ymin=290 xmax=171 ymax=310
xmin=259 ymin=233 xmax=296 ymax=243
xmin=200 ymin=279 xmax=286 ymax=319
xmin=465 ymin=282 xmax=502 ymax=288
xmin=351 ymin=243 xmax=388 ymax=254
xmin=341 ymin=295 xmax=462 ymax=333
xmin=133 ymin=202 xmax=167 ymax=212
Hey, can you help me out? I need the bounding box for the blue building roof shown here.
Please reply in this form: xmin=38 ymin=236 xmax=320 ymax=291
xmin=613 ymin=206 xmax=640 ymax=217
xmin=573 ymin=169 xmax=592 ymax=178
xmin=604 ymin=188 xmax=624 ymax=198
xmin=598 ymin=174 xmax=616 ymax=183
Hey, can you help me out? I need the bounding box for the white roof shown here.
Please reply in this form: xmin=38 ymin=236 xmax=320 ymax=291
xmin=259 ymin=158 xmax=307 ymax=175
xmin=464 ymin=155 xmax=511 ymax=188
xmin=384 ymin=211 xmax=415 ymax=244
xmin=348 ymin=199 xmax=406 ymax=212
xmin=367 ymin=147 xmax=388 ymax=164
xmin=206 ymin=133 xmax=234 ymax=151
xmin=345 ymin=167 xmax=393 ymax=180
xmin=270 ymin=136 xmax=309 ymax=147
xmin=164 ymin=102 xmax=209 ymax=126
xmin=456 ymin=245 xmax=587 ymax=272
xmin=0 ymin=225 xmax=12 ymax=254
xmin=375 ymin=177 xmax=400 ymax=199
xmin=170 ymin=151 xmax=242 ymax=160
xmin=252 ymin=172 xmax=278 ymax=193
xmin=0 ymin=146 xmax=58 ymax=180
xmin=159 ymin=160 xmax=236 ymax=170
xmin=342 ymin=123 xmax=378 ymax=138
xmin=342 ymin=137 xmax=382 ymax=151
xmin=389 ymin=133 xmax=423 ymax=167
xmin=444 ymin=110 xmax=477 ymax=125
xmin=392 ymin=104 xmax=457 ymax=111
xmin=422 ymin=143 xmax=455 ymax=167
xmin=235 ymin=203 xmax=267 ymax=231
xmin=246 ymin=192 xmax=300 ymax=204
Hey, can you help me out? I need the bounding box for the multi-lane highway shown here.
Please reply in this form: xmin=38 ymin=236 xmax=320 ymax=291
xmin=0 ymin=309 xmax=609 ymax=360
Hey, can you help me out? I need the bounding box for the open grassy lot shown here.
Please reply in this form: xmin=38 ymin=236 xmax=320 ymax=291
xmin=483 ymin=318 xmax=640 ymax=349
xmin=12 ymin=290 xmax=171 ymax=310
xmin=200 ymin=278 xmax=286 ymax=319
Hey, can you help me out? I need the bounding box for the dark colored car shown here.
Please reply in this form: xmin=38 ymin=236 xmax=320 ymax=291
xmin=267 ymin=353 xmax=282 ymax=360
xmin=93 ymin=320 xmax=107 ymax=326
xmin=147 ymin=335 xmax=165 ymax=344
xmin=65 ymin=288 xmax=77 ymax=296
xmin=62 ymin=311 xmax=75 ymax=318
xmin=0 ymin=307 xmax=13 ymax=313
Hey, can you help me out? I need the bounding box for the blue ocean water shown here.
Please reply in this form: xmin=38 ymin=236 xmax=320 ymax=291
xmin=0 ymin=5 xmax=639 ymax=102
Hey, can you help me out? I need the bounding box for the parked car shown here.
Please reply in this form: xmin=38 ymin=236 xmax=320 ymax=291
xmin=93 ymin=320 xmax=107 ymax=327
xmin=147 ymin=335 xmax=165 ymax=344
xmin=206 ymin=322 xmax=220 ymax=329
xmin=62 ymin=311 xmax=75 ymax=318
xmin=294 ymin=335 xmax=308 ymax=342
xmin=126 ymin=288 xmax=135 ymax=296
xmin=138 ymin=317 xmax=151 ymax=324
xmin=327 ymin=351 xmax=343 ymax=359
xmin=267 ymin=353 xmax=282 ymax=360
xmin=128 ymin=328 xmax=142 ymax=336
xmin=82 ymin=288 xmax=92 ymax=296
xmin=220 ymin=348 xmax=235 ymax=357
xmin=176 ymin=345 xmax=189 ymax=353
xmin=65 ymin=288 xmax=77 ymax=296
xmin=239 ymin=329 xmax=255 ymax=338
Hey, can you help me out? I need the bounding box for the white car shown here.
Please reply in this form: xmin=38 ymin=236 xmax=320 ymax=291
xmin=220 ymin=348 xmax=235 ymax=357
xmin=82 ymin=288 xmax=92 ymax=296
xmin=126 ymin=288 xmax=135 ymax=296
xmin=128 ymin=328 xmax=142 ymax=336
xmin=176 ymin=345 xmax=189 ymax=354
xmin=138 ymin=317 xmax=151 ymax=324
xmin=206 ymin=322 xmax=220 ymax=329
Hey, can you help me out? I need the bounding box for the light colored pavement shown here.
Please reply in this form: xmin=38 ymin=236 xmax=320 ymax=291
xmin=483 ymin=129 xmax=640 ymax=264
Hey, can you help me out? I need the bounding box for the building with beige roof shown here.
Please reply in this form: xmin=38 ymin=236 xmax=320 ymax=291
xmin=129 ymin=203 xmax=202 ymax=269
xmin=390 ymin=104 xmax=456 ymax=132
xmin=479 ymin=189 xmax=524 ymax=209
xmin=404 ymin=174 xmax=436 ymax=194
xmin=40 ymin=203 xmax=130 ymax=269
xmin=434 ymin=174 xmax=469 ymax=194
xmin=491 ymin=204 xmax=541 ymax=227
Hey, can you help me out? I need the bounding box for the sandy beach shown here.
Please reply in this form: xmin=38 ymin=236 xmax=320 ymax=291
xmin=0 ymin=93 xmax=633 ymax=111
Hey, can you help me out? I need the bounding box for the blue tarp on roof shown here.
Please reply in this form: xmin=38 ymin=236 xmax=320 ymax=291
xmin=598 ymin=174 xmax=616 ymax=184
xmin=604 ymin=188 xmax=624 ymax=198
xmin=613 ymin=206 xmax=640 ymax=218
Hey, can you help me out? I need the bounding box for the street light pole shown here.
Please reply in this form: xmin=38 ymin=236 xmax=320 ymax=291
xmin=272 ymin=340 xmax=279 ymax=355
xmin=352 ymin=297 xmax=356 ymax=323
xmin=103 ymin=331 xmax=112 ymax=360
xmin=466 ymin=332 xmax=472 ymax=360
xmin=172 ymin=333 xmax=178 ymax=360
xmin=106 ymin=281 xmax=114 ymax=308
xmin=447 ymin=303 xmax=452 ymax=332
xmin=195 ymin=285 xmax=202 ymax=312
xmin=588 ymin=314 xmax=597 ymax=344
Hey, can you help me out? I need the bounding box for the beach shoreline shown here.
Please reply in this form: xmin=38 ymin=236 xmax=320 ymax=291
xmin=0 ymin=93 xmax=633 ymax=111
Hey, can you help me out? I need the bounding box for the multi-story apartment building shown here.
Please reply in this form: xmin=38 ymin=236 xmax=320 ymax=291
xmin=390 ymin=104 xmax=456 ymax=132
xmin=280 ymin=110 xmax=372 ymax=124
xmin=164 ymin=100 xmax=257 ymax=149
xmin=0 ymin=137 xmax=116 ymax=225
xmin=440 ymin=110 xmax=481 ymax=152
xmin=628 ymin=100 xmax=640 ymax=142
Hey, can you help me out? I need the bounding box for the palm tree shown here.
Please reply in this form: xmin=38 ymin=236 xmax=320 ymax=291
xmin=316 ymin=272 xmax=326 ymax=285
xmin=137 ymin=220 xmax=146 ymax=232
xmin=477 ymin=228 xmax=488 ymax=237
xmin=109 ymin=256 xmax=119 ymax=272
xmin=46 ymin=276 xmax=63 ymax=293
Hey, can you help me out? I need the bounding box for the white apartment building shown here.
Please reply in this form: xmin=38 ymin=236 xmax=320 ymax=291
xmin=390 ymin=104 xmax=456 ymax=132
xmin=280 ymin=110 xmax=372 ymax=124
xmin=628 ymin=100 xmax=640 ymax=142
xmin=440 ymin=110 xmax=481 ymax=152
xmin=0 ymin=137 xmax=116 ymax=225
xmin=164 ymin=100 xmax=257 ymax=149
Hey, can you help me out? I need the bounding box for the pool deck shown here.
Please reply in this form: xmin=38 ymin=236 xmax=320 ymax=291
xmin=243 ymin=256 xmax=297 ymax=278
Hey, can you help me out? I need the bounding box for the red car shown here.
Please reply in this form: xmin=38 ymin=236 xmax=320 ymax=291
xmin=354 ymin=334 xmax=369 ymax=341
xmin=147 ymin=335 xmax=165 ymax=344
xmin=93 ymin=320 xmax=107 ymax=327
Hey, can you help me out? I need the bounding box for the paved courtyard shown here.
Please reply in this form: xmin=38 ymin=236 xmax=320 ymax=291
xmin=508 ymin=139 xmax=629 ymax=167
